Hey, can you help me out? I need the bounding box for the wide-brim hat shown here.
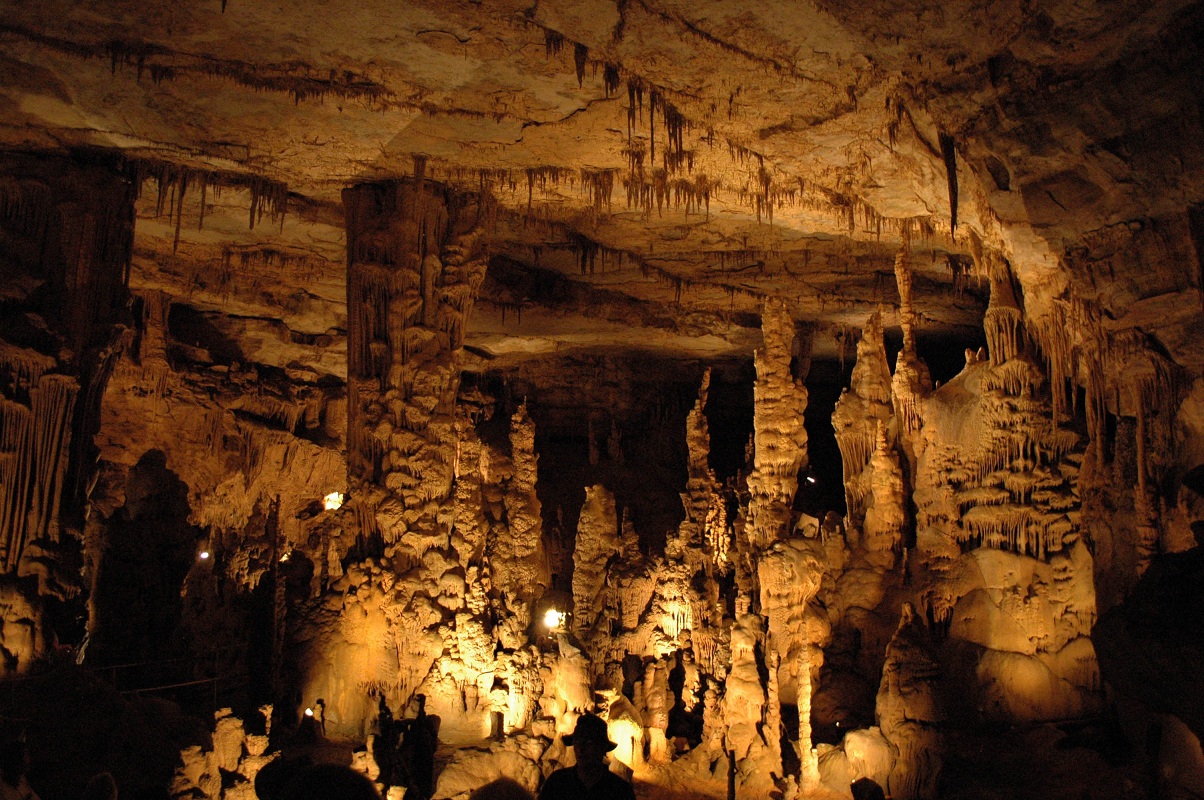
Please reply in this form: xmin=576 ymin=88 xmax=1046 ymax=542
xmin=562 ymin=713 xmax=618 ymax=752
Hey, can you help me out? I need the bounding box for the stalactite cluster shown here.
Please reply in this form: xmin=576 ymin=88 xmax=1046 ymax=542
xmin=131 ymin=159 xmax=289 ymax=242
xmin=0 ymin=357 xmax=77 ymax=573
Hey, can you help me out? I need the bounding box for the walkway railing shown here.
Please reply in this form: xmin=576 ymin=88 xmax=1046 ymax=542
xmin=0 ymin=644 xmax=251 ymax=720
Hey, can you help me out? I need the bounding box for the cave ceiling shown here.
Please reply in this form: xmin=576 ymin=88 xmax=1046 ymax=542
xmin=1 ymin=0 xmax=1202 ymax=377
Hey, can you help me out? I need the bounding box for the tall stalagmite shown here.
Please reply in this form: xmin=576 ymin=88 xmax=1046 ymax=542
xmin=745 ymin=298 xmax=809 ymax=551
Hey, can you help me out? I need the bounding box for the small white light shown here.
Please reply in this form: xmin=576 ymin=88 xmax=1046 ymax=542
xmin=304 ymin=707 xmax=314 ymax=717
xmin=324 ymin=491 xmax=344 ymax=511
xmin=199 ymin=551 xmax=210 ymax=560
xmin=806 ymin=476 xmax=817 ymax=484
xmin=280 ymin=552 xmax=291 ymax=563
xmin=835 ymin=720 xmax=841 ymax=727
xmin=543 ymin=608 xmax=566 ymax=630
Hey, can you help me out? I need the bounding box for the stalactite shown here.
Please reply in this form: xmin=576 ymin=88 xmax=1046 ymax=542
xmin=626 ymin=77 xmax=645 ymax=142
xmin=0 ymin=374 xmax=79 ymax=572
xmin=132 ymin=159 xmax=288 ymax=234
xmin=983 ymin=269 xmax=1023 ymax=366
xmin=603 ymin=63 xmax=621 ymax=97
xmin=544 ymin=29 xmax=565 ymax=57
xmin=939 ymin=132 xmax=958 ymax=232
xmin=580 ymin=169 xmax=615 ymax=214
xmin=573 ymin=43 xmax=588 ymax=87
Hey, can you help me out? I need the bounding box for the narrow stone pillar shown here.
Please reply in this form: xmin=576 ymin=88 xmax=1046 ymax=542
xmin=891 ymin=250 xmax=932 ymax=439
xmin=744 ymin=298 xmax=808 ymax=551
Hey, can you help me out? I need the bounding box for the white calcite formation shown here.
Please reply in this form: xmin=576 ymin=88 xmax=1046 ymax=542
xmin=911 ymin=270 xmax=1101 ymax=723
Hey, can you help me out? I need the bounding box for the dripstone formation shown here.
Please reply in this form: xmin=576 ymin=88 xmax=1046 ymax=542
xmin=0 ymin=1 xmax=1202 ymax=799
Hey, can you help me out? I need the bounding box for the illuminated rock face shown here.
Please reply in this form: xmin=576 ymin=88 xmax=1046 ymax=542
xmin=0 ymin=2 xmax=1202 ymax=797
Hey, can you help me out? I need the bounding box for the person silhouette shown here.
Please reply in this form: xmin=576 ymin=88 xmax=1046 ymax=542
xmin=537 ymin=714 xmax=635 ymax=800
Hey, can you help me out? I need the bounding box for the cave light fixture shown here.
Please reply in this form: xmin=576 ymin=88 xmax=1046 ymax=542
xmin=324 ymin=491 xmax=345 ymax=511
xmin=198 ymin=550 xmax=210 ymax=560
xmin=543 ymin=607 xmax=567 ymax=631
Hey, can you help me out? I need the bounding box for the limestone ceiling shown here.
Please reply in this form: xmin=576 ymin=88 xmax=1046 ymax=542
xmin=2 ymin=0 xmax=1201 ymax=374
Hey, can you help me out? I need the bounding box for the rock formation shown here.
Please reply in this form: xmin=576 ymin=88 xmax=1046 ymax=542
xmin=0 ymin=2 xmax=1201 ymax=799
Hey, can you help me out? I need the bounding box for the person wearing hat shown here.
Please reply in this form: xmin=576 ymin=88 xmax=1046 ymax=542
xmin=537 ymin=714 xmax=636 ymax=800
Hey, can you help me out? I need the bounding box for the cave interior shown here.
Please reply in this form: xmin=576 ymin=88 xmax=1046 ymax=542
xmin=1 ymin=1 xmax=1204 ymax=799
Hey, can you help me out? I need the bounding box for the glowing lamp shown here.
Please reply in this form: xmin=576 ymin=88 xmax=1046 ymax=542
xmin=199 ymin=551 xmax=210 ymax=560
xmin=806 ymin=476 xmax=817 ymax=484
xmin=543 ymin=608 xmax=566 ymax=630
xmin=304 ymin=707 xmax=314 ymax=717
xmin=323 ymin=491 xmax=345 ymax=511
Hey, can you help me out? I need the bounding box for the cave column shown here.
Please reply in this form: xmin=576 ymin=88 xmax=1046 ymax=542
xmin=0 ymin=154 xmax=134 ymax=626
xmin=343 ymin=178 xmax=487 ymax=552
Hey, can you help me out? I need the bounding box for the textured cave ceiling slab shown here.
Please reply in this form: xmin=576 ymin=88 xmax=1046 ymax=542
xmin=2 ymin=0 xmax=1199 ymax=372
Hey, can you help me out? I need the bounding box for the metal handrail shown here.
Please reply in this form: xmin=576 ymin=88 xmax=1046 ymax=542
xmin=0 ymin=645 xmax=251 ymax=713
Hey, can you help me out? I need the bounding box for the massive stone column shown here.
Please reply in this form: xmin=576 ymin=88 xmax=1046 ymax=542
xmin=344 ymin=178 xmax=487 ymax=556
xmin=301 ymin=178 xmax=491 ymax=732
xmin=910 ymin=267 xmax=1101 ymax=725
xmin=0 ymin=153 xmax=133 ymax=669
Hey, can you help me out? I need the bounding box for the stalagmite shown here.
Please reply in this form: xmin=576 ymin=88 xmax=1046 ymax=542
xmin=745 ymin=299 xmax=809 ymax=550
xmin=494 ymin=402 xmax=551 ymax=617
xmin=875 ymin=604 xmax=942 ymax=800
xmin=572 ymin=485 xmax=621 ymax=637
xmin=862 ymin=421 xmax=905 ymax=568
xmin=796 ymin=645 xmax=820 ymax=784
xmin=833 ymin=312 xmax=894 ymax=526
xmin=723 ymin=601 xmax=766 ymax=763
xmin=891 ymin=250 xmax=932 ymax=442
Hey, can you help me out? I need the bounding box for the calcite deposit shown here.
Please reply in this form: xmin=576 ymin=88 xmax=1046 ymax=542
xmin=0 ymin=1 xmax=1202 ymax=798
